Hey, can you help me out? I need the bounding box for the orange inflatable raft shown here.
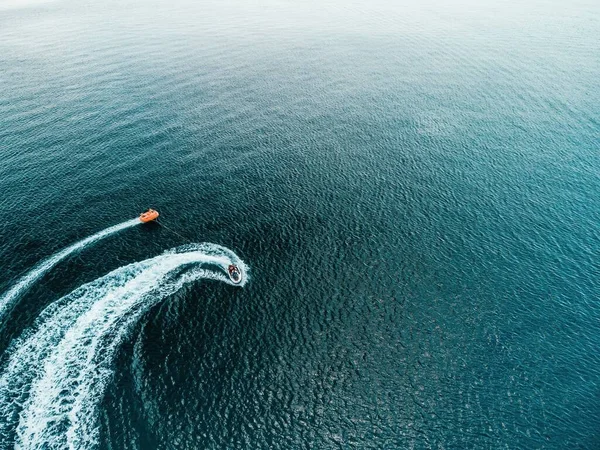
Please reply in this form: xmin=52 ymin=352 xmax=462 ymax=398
xmin=140 ymin=209 xmax=159 ymax=223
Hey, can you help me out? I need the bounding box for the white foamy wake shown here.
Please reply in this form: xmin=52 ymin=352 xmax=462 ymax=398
xmin=0 ymin=219 xmax=140 ymax=323
xmin=0 ymin=243 xmax=247 ymax=449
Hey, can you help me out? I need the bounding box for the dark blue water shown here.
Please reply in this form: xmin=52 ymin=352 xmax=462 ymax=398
xmin=1 ymin=0 xmax=599 ymax=448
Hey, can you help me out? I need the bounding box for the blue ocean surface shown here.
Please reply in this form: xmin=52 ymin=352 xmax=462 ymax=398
xmin=0 ymin=0 xmax=599 ymax=448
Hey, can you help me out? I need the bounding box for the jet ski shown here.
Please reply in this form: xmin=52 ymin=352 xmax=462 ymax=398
xmin=228 ymin=264 xmax=242 ymax=284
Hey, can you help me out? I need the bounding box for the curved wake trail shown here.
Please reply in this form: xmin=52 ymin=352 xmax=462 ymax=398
xmin=0 ymin=243 xmax=247 ymax=449
xmin=0 ymin=218 xmax=140 ymax=323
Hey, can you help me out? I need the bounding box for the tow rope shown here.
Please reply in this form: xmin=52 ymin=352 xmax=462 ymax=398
xmin=155 ymin=219 xmax=194 ymax=244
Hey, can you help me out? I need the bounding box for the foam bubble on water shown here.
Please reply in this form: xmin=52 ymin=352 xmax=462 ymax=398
xmin=0 ymin=243 xmax=247 ymax=449
xmin=0 ymin=219 xmax=140 ymax=324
